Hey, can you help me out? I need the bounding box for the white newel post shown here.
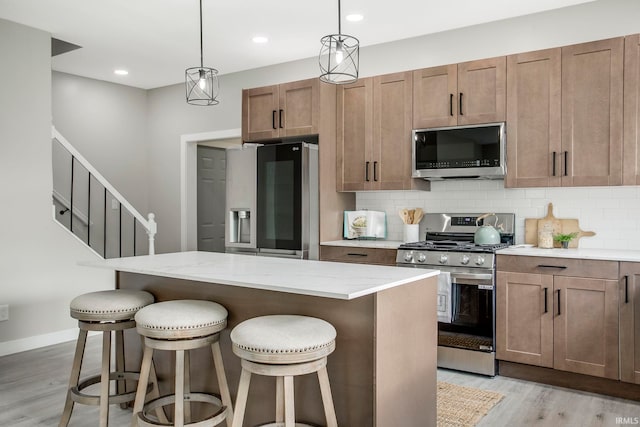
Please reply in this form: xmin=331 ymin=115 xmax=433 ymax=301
xmin=147 ymin=213 xmax=157 ymax=255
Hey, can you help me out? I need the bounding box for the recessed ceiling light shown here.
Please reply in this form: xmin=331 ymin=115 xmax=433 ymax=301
xmin=114 ymin=69 xmax=129 ymax=75
xmin=252 ymin=36 xmax=268 ymax=44
xmin=346 ymin=14 xmax=363 ymax=22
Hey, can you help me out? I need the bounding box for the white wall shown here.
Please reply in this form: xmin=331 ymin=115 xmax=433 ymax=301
xmin=0 ymin=19 xmax=113 ymax=354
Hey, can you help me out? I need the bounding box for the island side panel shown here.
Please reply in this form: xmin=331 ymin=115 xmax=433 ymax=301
xmin=117 ymin=271 xmax=376 ymax=426
xmin=374 ymin=276 xmax=437 ymax=427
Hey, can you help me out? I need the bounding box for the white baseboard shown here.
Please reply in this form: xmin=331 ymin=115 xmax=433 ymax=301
xmin=0 ymin=328 xmax=98 ymax=357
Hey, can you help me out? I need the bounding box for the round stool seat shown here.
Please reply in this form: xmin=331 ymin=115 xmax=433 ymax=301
xmin=231 ymin=315 xmax=336 ymax=364
xmin=70 ymin=290 xmax=154 ymax=322
xmin=135 ymin=300 xmax=228 ymax=340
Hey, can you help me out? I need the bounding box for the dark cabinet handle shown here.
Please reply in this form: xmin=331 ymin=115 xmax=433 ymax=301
xmin=564 ymin=151 xmax=568 ymax=176
xmin=279 ymin=109 xmax=284 ymax=128
xmin=544 ymin=287 xmax=548 ymax=313
xmin=450 ymin=94 xmax=454 ymax=116
xmin=557 ymin=289 xmax=561 ymax=315
xmin=272 ymin=110 xmax=277 ymax=130
xmin=625 ymin=275 xmax=629 ymax=304
xmin=552 ymin=152 xmax=557 ymax=177
xmin=459 ymin=92 xmax=464 ymax=116
xmin=365 ymin=161 xmax=370 ymax=182
xmin=373 ymin=161 xmax=378 ymax=181
xmin=537 ymin=264 xmax=567 ymax=269
xmin=347 ymin=253 xmax=368 ymax=257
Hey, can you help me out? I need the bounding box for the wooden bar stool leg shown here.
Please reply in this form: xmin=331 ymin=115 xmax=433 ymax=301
xmin=318 ymin=365 xmax=338 ymax=427
xmin=211 ymin=340 xmax=234 ymax=427
xmin=183 ymin=350 xmax=191 ymax=424
xmin=175 ymin=350 xmax=185 ymax=427
xmin=115 ymin=329 xmax=128 ymax=410
xmin=232 ymin=368 xmax=252 ymax=427
xmin=59 ymin=329 xmax=88 ymax=427
xmin=131 ymin=345 xmax=154 ymax=427
xmin=275 ymin=376 xmax=284 ymax=423
xmin=283 ymin=375 xmax=295 ymax=427
xmin=99 ymin=330 xmax=111 ymax=427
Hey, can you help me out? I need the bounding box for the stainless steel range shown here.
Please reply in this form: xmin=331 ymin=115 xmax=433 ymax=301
xmin=396 ymin=212 xmax=515 ymax=376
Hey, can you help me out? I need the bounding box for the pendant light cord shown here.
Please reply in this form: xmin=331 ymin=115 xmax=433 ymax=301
xmin=337 ymin=0 xmax=342 ymax=35
xmin=199 ymin=0 xmax=203 ymax=68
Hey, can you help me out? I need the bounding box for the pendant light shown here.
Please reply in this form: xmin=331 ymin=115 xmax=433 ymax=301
xmin=319 ymin=0 xmax=359 ymax=84
xmin=185 ymin=0 xmax=219 ymax=105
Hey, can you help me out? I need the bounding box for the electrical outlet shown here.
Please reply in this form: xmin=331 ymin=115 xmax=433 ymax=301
xmin=0 ymin=304 xmax=8 ymax=322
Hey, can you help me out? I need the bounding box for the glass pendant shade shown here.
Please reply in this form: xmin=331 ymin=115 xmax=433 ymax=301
xmin=186 ymin=66 xmax=219 ymax=105
xmin=319 ymin=34 xmax=359 ymax=84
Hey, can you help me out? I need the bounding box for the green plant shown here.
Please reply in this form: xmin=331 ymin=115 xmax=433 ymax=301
xmin=553 ymin=232 xmax=578 ymax=242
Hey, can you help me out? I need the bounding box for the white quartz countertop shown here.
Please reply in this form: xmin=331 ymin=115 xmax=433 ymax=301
xmin=497 ymin=246 xmax=640 ymax=262
xmin=321 ymin=240 xmax=404 ymax=249
xmin=82 ymin=251 xmax=438 ymax=300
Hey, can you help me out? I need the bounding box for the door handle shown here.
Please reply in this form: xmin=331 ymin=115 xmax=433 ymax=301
xmin=625 ymin=275 xmax=629 ymax=304
xmin=272 ymin=110 xmax=277 ymax=130
xmin=450 ymin=94 xmax=454 ymax=116
xmin=544 ymin=287 xmax=548 ymax=313
xmin=564 ymin=151 xmax=568 ymax=176
xmin=279 ymin=109 xmax=284 ymax=128
xmin=373 ymin=161 xmax=378 ymax=182
xmin=552 ymin=152 xmax=557 ymax=177
xmin=365 ymin=161 xmax=370 ymax=182
xmin=459 ymin=93 xmax=464 ymax=116
xmin=556 ymin=289 xmax=561 ymax=316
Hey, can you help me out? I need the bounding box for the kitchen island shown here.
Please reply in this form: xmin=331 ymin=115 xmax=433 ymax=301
xmin=84 ymin=251 xmax=439 ymax=427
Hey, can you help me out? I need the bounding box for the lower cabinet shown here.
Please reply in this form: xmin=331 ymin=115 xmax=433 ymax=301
xmin=496 ymin=256 xmax=620 ymax=379
xmin=319 ymin=245 xmax=397 ymax=266
xmin=620 ymin=262 xmax=640 ymax=384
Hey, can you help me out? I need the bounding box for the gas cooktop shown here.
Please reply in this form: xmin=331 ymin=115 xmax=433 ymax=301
xmin=398 ymin=240 xmax=511 ymax=252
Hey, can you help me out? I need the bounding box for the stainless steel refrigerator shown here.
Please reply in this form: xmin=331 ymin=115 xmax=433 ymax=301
xmin=225 ymin=141 xmax=319 ymax=259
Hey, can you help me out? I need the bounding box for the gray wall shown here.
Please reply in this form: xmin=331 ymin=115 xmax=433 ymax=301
xmin=0 ymin=18 xmax=113 ymax=351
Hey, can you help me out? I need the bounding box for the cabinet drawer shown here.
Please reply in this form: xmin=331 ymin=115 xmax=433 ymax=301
xmin=497 ymin=255 xmax=618 ymax=279
xmin=320 ymin=245 xmax=397 ymax=266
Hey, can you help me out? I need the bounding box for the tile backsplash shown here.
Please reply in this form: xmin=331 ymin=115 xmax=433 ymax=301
xmin=356 ymin=180 xmax=640 ymax=250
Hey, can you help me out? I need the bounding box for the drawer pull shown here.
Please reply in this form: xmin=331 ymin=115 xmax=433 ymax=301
xmin=347 ymin=253 xmax=368 ymax=257
xmin=537 ymin=264 xmax=567 ymax=269
xmin=543 ymin=287 xmax=548 ymax=313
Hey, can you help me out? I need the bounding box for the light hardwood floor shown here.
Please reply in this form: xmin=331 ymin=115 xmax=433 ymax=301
xmin=1 ymin=336 xmax=638 ymax=426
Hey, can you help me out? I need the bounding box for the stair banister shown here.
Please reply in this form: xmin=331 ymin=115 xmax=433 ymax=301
xmin=52 ymin=126 xmax=156 ymax=255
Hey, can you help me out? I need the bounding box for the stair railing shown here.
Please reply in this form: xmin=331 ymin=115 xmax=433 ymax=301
xmin=52 ymin=127 xmax=156 ymax=257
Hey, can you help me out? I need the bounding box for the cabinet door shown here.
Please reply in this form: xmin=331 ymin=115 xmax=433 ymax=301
xmin=279 ymin=79 xmax=319 ymax=138
xmin=336 ymin=78 xmax=373 ymax=191
xmin=620 ymin=262 xmax=640 ymax=384
xmin=496 ymin=271 xmax=554 ymax=367
xmin=505 ymin=49 xmax=562 ymax=188
xmin=372 ymin=72 xmax=413 ymax=190
xmin=624 ymin=34 xmax=640 ymax=185
xmin=457 ymin=57 xmax=506 ymax=125
xmin=412 ymin=65 xmax=457 ymax=129
xmin=561 ymin=38 xmax=624 ymax=186
xmin=553 ymin=276 xmax=619 ymax=379
xmin=242 ymin=85 xmax=280 ymax=141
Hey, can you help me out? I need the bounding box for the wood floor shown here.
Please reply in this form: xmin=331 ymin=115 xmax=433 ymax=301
xmin=1 ymin=335 xmax=638 ymax=426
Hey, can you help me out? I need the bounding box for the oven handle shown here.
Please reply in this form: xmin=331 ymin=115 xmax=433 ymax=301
xmin=450 ymin=272 xmax=493 ymax=282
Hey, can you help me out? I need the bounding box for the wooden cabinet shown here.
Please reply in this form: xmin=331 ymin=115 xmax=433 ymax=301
xmin=413 ymin=57 xmax=506 ymax=129
xmin=242 ymin=79 xmax=319 ymax=141
xmin=505 ymin=48 xmax=562 ymax=188
xmin=561 ymin=38 xmax=624 ymax=186
xmin=624 ymin=34 xmax=640 ymax=185
xmin=620 ymin=262 xmax=640 ymax=384
xmin=336 ymin=72 xmax=428 ymax=192
xmin=319 ymin=245 xmax=397 ymax=266
xmin=496 ymin=255 xmax=620 ymax=380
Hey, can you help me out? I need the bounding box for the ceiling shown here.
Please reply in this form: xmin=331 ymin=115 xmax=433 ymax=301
xmin=0 ymin=0 xmax=595 ymax=90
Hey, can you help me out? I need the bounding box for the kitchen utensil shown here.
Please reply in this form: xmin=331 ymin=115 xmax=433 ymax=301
xmin=408 ymin=209 xmax=415 ymax=224
xmin=401 ymin=209 xmax=410 ymax=224
xmin=413 ymin=208 xmax=424 ymax=224
xmin=474 ymin=213 xmax=501 ymax=245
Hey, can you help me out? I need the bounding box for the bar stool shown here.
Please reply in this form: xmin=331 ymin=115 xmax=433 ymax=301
xmin=131 ymin=299 xmax=233 ymax=427
xmin=60 ymin=289 xmax=157 ymax=427
xmin=230 ymin=315 xmax=338 ymax=427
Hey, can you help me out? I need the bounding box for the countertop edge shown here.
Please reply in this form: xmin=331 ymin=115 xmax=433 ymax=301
xmin=321 ymin=240 xmax=403 ymax=250
xmin=497 ymin=247 xmax=640 ymax=262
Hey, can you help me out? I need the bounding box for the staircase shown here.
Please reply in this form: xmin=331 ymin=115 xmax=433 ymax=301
xmin=51 ymin=127 xmax=156 ymax=258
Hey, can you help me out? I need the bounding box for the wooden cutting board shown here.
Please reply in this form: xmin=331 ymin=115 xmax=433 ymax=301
xmin=537 ymin=203 xmax=562 ymax=236
xmin=524 ymin=204 xmax=596 ymax=248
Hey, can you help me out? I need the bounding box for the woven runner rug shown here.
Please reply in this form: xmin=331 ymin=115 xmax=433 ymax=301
xmin=437 ymin=381 xmax=504 ymax=427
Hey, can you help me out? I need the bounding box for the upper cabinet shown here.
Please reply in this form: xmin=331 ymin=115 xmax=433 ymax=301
xmin=561 ymin=38 xmax=624 ymax=186
xmin=624 ymin=34 xmax=640 ymax=185
xmin=413 ymin=57 xmax=506 ymax=129
xmin=506 ymin=38 xmax=624 ymax=188
xmin=505 ymin=48 xmax=562 ymax=188
xmin=337 ymin=72 xmax=429 ymax=192
xmin=242 ymin=79 xmax=319 ymax=142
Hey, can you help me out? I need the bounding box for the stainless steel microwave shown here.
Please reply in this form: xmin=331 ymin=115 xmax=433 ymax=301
xmin=412 ymin=122 xmax=506 ymax=180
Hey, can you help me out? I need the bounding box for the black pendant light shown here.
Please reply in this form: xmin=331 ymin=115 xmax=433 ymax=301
xmin=185 ymin=0 xmax=219 ymax=105
xmin=319 ymin=0 xmax=359 ymax=84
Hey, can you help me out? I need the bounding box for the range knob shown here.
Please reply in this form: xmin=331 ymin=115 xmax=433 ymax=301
xmin=460 ymin=255 xmax=470 ymax=265
xmin=475 ymin=256 xmax=485 ymax=266
xmin=439 ymin=254 xmax=449 ymax=264
xmin=403 ymin=252 xmax=414 ymax=262
xmin=417 ymin=253 xmax=427 ymax=263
